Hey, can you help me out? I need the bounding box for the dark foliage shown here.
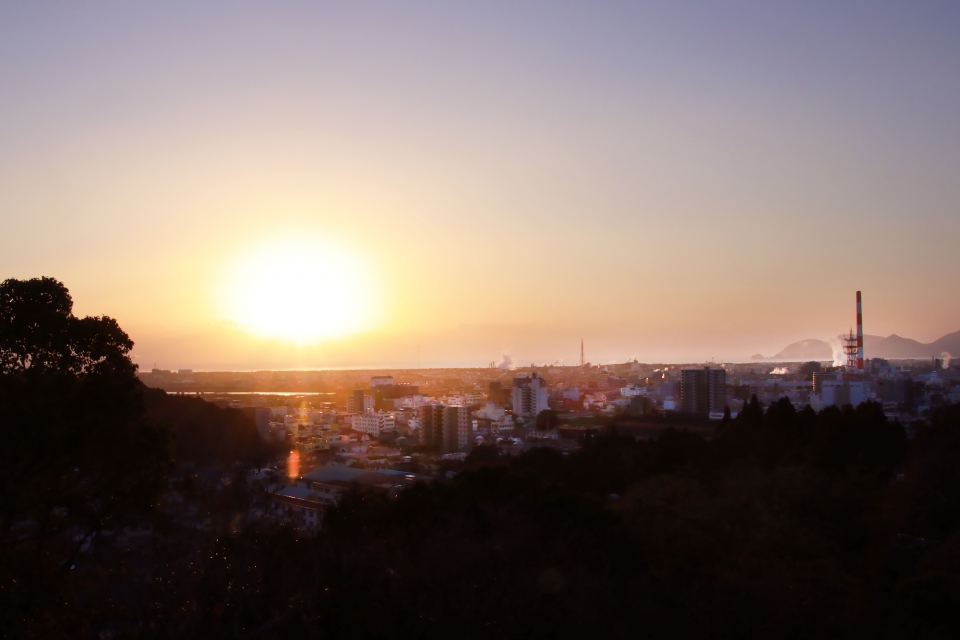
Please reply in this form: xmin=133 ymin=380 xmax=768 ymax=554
xmin=715 ymin=396 xmax=906 ymax=476
xmin=143 ymin=388 xmax=278 ymax=465
xmin=0 ymin=277 xmax=171 ymax=638
xmin=0 ymin=276 xmax=137 ymax=377
xmin=463 ymin=444 xmax=503 ymax=469
xmin=18 ymin=388 xmax=960 ymax=638
xmin=98 ymin=397 xmax=950 ymax=639
xmin=534 ymin=408 xmax=559 ymax=431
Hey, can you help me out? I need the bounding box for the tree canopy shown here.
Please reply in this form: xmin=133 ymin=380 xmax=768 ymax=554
xmin=0 ymin=277 xmax=170 ymax=637
xmin=0 ymin=276 xmax=135 ymax=376
xmin=110 ymin=397 xmax=960 ymax=639
xmin=143 ymin=387 xmax=277 ymax=465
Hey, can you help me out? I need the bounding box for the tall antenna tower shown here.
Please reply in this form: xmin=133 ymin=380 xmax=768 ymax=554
xmin=580 ymin=339 xmax=584 ymax=367
xmin=842 ymin=328 xmax=858 ymax=369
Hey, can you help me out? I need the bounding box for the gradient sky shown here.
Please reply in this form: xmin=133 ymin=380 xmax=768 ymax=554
xmin=2 ymin=1 xmax=959 ymax=369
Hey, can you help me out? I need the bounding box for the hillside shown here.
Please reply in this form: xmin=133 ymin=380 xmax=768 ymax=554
xmin=930 ymin=330 xmax=960 ymax=356
xmin=142 ymin=387 xmax=278 ymax=464
xmin=864 ymin=334 xmax=930 ymax=359
xmin=773 ymin=339 xmax=833 ymax=360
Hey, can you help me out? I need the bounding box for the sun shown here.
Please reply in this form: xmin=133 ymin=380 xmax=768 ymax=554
xmin=221 ymin=237 xmax=375 ymax=343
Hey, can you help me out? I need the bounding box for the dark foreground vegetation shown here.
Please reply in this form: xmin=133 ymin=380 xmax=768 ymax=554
xmin=4 ymin=277 xmax=960 ymax=639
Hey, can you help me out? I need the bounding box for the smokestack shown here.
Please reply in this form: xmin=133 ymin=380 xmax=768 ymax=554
xmin=856 ymin=291 xmax=864 ymax=370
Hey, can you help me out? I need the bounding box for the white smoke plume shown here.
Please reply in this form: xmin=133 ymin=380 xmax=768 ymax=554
xmin=497 ymin=352 xmax=515 ymax=370
xmin=942 ymin=352 xmax=952 ymax=369
xmin=770 ymin=367 xmax=789 ymax=375
xmin=830 ymin=337 xmax=846 ymax=367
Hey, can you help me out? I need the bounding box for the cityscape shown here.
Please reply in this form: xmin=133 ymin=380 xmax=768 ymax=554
xmin=3 ymin=2 xmax=960 ymax=638
xmin=137 ymin=291 xmax=960 ymax=527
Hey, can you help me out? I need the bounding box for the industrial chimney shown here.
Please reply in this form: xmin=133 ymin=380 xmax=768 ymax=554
xmin=856 ymin=291 xmax=864 ymax=370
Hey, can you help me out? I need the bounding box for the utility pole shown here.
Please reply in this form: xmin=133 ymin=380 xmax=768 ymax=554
xmin=580 ymin=339 xmax=584 ymax=367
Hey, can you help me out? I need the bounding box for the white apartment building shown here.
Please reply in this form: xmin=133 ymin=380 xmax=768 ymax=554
xmin=512 ymin=373 xmax=549 ymax=418
xmin=394 ymin=394 xmax=432 ymax=409
xmin=444 ymin=393 xmax=484 ymax=406
xmin=351 ymin=412 xmax=396 ymax=438
xmin=820 ymin=379 xmax=868 ymax=408
xmin=621 ymin=385 xmax=647 ymax=398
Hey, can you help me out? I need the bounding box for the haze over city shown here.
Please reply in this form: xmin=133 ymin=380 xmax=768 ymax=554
xmin=2 ymin=1 xmax=959 ymax=369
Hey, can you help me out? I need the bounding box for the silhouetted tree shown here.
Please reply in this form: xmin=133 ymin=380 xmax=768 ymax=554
xmin=720 ymin=405 xmax=731 ymax=427
xmin=143 ymin=388 xmax=276 ymax=465
xmin=535 ymin=409 xmax=559 ymax=431
xmin=0 ymin=277 xmax=170 ymax=638
xmin=463 ymin=444 xmax=502 ymax=469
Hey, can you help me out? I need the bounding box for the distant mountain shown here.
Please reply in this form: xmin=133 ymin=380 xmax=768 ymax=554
xmin=771 ymin=330 xmax=960 ymax=361
xmin=864 ymin=334 xmax=930 ymax=359
xmin=930 ymin=330 xmax=960 ymax=356
xmin=773 ymin=339 xmax=833 ymax=361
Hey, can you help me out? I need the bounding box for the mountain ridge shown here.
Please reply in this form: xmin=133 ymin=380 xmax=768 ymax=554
xmin=770 ymin=330 xmax=959 ymax=361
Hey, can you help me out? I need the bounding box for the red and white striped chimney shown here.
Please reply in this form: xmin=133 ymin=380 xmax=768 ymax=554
xmin=856 ymin=291 xmax=864 ymax=370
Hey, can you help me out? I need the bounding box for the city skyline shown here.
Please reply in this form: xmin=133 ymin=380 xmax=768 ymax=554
xmin=3 ymin=2 xmax=959 ymax=369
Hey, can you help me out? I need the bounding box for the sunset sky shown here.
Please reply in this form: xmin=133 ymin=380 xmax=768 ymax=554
xmin=2 ymin=2 xmax=959 ymax=369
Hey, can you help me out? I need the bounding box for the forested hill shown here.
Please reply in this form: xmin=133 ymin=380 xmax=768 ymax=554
xmin=142 ymin=387 xmax=277 ymax=465
xmin=115 ymin=399 xmax=960 ymax=639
